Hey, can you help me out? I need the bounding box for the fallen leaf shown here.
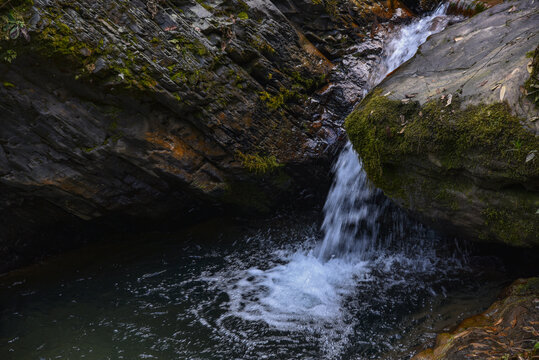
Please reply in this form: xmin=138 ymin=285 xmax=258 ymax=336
xmin=525 ymin=151 xmax=536 ymax=163
xmin=491 ymin=83 xmax=501 ymax=91
xmin=471 ymin=343 xmax=488 ymax=348
xmin=405 ymin=93 xmax=417 ymax=98
xmin=446 ymin=93 xmax=452 ymax=106
xmin=454 ymin=36 xmax=463 ymax=41
xmin=398 ymin=126 xmax=406 ymax=134
xmin=528 ymin=61 xmax=533 ymax=74
xmin=500 ymin=85 xmax=506 ymax=101
xmin=383 ymin=91 xmax=392 ymax=96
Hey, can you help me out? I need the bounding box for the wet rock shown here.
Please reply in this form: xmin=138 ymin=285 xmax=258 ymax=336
xmin=346 ymin=0 xmax=539 ymax=247
xmin=413 ymin=277 xmax=539 ymax=360
xmin=0 ymin=0 xmax=420 ymax=271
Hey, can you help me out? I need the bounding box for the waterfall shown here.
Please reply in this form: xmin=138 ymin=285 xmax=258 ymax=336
xmin=317 ymin=143 xmax=381 ymax=260
xmin=317 ymin=4 xmax=453 ymax=261
xmin=214 ymin=6 xmax=461 ymax=358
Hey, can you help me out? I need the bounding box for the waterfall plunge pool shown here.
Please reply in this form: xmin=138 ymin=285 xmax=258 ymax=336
xmin=1 ymin=5 xmax=534 ymax=360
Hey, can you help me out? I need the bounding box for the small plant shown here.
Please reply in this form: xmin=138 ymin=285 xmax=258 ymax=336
xmin=236 ymin=151 xmax=282 ymax=174
xmin=512 ymin=139 xmax=522 ymax=151
xmin=2 ymin=49 xmax=17 ymax=63
xmin=1 ymin=10 xmax=29 ymax=41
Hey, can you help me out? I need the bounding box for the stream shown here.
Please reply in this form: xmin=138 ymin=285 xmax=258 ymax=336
xmin=0 ymin=5 xmax=529 ymax=360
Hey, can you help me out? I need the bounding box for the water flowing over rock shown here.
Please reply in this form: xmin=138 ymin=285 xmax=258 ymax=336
xmin=345 ymin=0 xmax=539 ymax=247
xmin=0 ymin=0 xmax=417 ymax=271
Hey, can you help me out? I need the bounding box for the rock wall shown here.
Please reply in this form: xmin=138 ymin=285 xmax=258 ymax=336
xmin=0 ymin=0 xmax=417 ymax=271
xmin=346 ymin=0 xmax=539 ymax=247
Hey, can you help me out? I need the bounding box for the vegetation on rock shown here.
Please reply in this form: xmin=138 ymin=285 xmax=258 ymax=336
xmin=345 ymin=90 xmax=539 ymax=246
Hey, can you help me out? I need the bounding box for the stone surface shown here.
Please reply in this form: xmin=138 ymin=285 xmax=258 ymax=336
xmin=346 ymin=0 xmax=539 ymax=247
xmin=0 ymin=0 xmax=418 ymax=271
xmin=413 ymin=277 xmax=539 ymax=360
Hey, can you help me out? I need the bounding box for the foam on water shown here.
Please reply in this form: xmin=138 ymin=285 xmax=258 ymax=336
xmin=205 ymin=5 xmax=460 ymax=357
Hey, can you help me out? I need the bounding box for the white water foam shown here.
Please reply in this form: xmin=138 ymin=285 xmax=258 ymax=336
xmin=206 ymin=6 xmax=459 ymax=358
xmin=373 ymin=4 xmax=452 ymax=84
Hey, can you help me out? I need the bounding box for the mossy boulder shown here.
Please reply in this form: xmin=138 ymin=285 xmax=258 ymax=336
xmin=345 ymin=0 xmax=539 ymax=246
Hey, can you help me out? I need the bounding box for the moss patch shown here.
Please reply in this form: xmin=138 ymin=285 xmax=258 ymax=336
xmin=345 ymin=89 xmax=539 ymax=245
xmin=346 ymin=89 xmax=539 ymax=184
xmin=236 ymin=151 xmax=283 ymax=174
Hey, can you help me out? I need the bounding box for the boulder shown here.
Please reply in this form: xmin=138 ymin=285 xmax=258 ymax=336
xmin=346 ymin=0 xmax=539 ymax=246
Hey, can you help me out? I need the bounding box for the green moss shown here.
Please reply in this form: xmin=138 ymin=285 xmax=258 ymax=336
xmin=345 ymin=89 xmax=539 ymax=245
xmin=482 ymin=207 xmax=536 ymax=246
xmin=346 ymin=89 xmax=539 ymax=184
xmin=259 ymin=86 xmax=304 ymax=111
xmin=195 ymin=0 xmax=213 ymax=11
xmin=250 ymin=36 xmax=275 ymax=56
xmin=237 ymin=11 xmax=248 ymax=20
xmin=524 ymin=45 xmax=539 ymax=107
xmin=169 ymin=36 xmax=207 ymax=57
xmin=236 ymin=151 xmax=283 ymax=174
xmin=289 ymin=70 xmax=327 ymax=92
xmin=2 ymin=81 xmax=15 ymax=88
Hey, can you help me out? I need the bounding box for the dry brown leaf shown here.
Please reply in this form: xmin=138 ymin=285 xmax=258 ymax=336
xmin=500 ymin=85 xmax=506 ymax=101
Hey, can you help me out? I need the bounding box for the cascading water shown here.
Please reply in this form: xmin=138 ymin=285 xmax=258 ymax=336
xmin=211 ymin=4 xmax=463 ymax=357
xmin=317 ymin=3 xmax=453 ymax=261
xmin=316 ymin=143 xmax=382 ymax=261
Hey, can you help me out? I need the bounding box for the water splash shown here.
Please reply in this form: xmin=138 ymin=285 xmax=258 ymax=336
xmin=214 ymin=6 xmax=459 ymax=358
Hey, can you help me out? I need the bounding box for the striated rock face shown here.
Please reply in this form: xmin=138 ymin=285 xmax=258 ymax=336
xmin=0 ymin=0 xmax=416 ymax=271
xmin=346 ymin=0 xmax=539 ymax=247
xmin=413 ymin=277 xmax=539 ymax=360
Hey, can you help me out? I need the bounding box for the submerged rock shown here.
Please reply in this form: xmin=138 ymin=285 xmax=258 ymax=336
xmin=413 ymin=277 xmax=539 ymax=360
xmin=345 ymin=0 xmax=539 ymax=247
